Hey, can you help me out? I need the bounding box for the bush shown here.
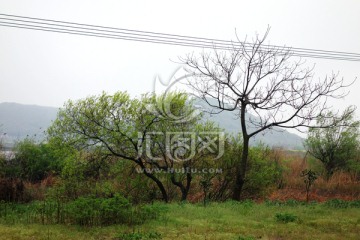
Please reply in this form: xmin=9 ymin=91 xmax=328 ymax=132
xmin=324 ymin=199 xmax=360 ymax=208
xmin=99 ymin=194 xmax=131 ymax=225
xmin=64 ymin=194 xmax=132 ymax=226
xmin=115 ymin=231 xmax=162 ymax=240
xmin=243 ymin=146 xmax=282 ymax=198
xmin=64 ymin=196 xmax=100 ymax=226
xmin=0 ymin=154 xmax=5 ymax=177
xmin=0 ymin=178 xmax=25 ymax=202
xmin=5 ymin=139 xmax=67 ymax=183
xmin=265 ymin=199 xmax=314 ymax=206
xmin=275 ymin=212 xmax=298 ymax=223
xmin=237 ymin=236 xmax=256 ymax=240
xmin=210 ymin=141 xmax=282 ymax=201
xmin=62 ymin=195 xmax=166 ymax=226
xmin=136 ymin=202 xmax=168 ymax=222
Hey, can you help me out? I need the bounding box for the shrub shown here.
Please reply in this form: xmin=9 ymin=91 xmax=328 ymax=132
xmin=64 ymin=196 xmax=101 ymax=226
xmin=350 ymin=200 xmax=360 ymax=208
xmin=64 ymin=194 xmax=133 ymax=226
xmin=99 ymin=194 xmax=131 ymax=225
xmin=324 ymin=199 xmax=360 ymax=208
xmin=64 ymin=195 xmax=167 ymax=226
xmin=237 ymin=236 xmax=256 ymax=240
xmin=115 ymin=231 xmax=162 ymax=240
xmin=11 ymin=139 xmax=61 ymax=182
xmin=0 ymin=178 xmax=25 ymax=202
xmin=243 ymin=146 xmax=282 ymax=198
xmin=207 ymin=139 xmax=283 ymax=201
xmin=275 ymin=212 xmax=297 ymax=223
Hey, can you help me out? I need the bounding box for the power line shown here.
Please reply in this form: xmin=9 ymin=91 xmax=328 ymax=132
xmin=1 ymin=14 xmax=359 ymax=61
xmin=2 ymin=13 xmax=360 ymax=58
xmin=2 ymin=22 xmax=358 ymax=62
xmin=2 ymin=22 xmax=359 ymax=61
xmin=1 ymin=13 xmax=360 ymax=62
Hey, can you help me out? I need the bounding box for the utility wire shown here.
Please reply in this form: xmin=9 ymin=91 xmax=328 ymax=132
xmin=1 ymin=13 xmax=359 ymax=58
xmin=1 ymin=15 xmax=359 ymax=61
xmin=3 ymin=16 xmax=360 ymax=60
xmin=1 ymin=13 xmax=360 ymax=61
xmin=1 ymin=21 xmax=358 ymax=62
xmin=0 ymin=20 xmax=358 ymax=62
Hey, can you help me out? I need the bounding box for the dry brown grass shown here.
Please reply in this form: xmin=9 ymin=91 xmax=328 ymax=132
xmin=268 ymin=150 xmax=360 ymax=202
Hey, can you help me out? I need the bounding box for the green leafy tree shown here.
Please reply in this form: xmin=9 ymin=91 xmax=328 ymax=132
xmin=11 ymin=139 xmax=64 ymax=182
xmin=305 ymin=107 xmax=359 ymax=179
xmin=139 ymin=92 xmax=221 ymax=201
xmin=48 ymin=91 xmax=220 ymax=202
xmin=48 ymin=92 xmax=171 ymax=201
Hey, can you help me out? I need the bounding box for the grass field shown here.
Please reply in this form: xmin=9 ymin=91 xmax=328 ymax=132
xmin=0 ymin=201 xmax=359 ymax=240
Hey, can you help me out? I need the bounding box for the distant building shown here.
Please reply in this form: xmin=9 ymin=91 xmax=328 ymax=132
xmin=0 ymin=150 xmax=15 ymax=160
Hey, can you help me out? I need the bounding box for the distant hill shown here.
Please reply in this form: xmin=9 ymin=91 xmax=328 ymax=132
xmin=0 ymin=102 xmax=304 ymax=149
xmin=0 ymin=102 xmax=59 ymax=146
xmin=195 ymin=99 xmax=304 ymax=150
xmin=203 ymin=110 xmax=304 ymax=149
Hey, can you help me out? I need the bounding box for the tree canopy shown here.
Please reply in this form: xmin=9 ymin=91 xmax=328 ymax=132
xmin=48 ymin=91 xmax=222 ymax=201
xmin=305 ymin=107 xmax=359 ymax=179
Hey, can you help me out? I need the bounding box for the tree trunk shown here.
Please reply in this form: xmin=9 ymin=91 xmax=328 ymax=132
xmin=325 ymin=164 xmax=334 ymax=181
xmin=183 ymin=172 xmax=192 ymax=201
xmin=137 ymin=161 xmax=169 ymax=202
xmin=149 ymin=173 xmax=169 ymax=203
xmin=180 ymin=189 xmax=188 ymax=201
xmin=232 ymin=136 xmax=249 ymax=201
xmin=232 ymin=103 xmax=249 ymax=201
xmin=170 ymin=171 xmax=192 ymax=201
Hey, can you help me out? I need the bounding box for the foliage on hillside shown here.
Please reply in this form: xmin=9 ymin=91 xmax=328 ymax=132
xmin=0 ymin=92 xmax=359 ymax=237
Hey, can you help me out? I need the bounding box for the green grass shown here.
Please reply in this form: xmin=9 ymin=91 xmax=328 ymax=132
xmin=1 ymin=201 xmax=360 ymax=240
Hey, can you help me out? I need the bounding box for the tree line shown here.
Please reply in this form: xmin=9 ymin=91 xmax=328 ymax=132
xmin=1 ymin=30 xmax=359 ymax=204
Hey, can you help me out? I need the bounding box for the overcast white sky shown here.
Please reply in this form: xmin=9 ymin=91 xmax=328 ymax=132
xmin=0 ymin=0 xmax=359 ymax=121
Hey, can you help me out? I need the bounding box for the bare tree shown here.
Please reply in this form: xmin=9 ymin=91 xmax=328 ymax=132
xmin=180 ymin=29 xmax=354 ymax=200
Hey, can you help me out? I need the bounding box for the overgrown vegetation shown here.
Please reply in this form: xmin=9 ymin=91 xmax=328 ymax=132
xmin=305 ymin=107 xmax=360 ymax=179
xmin=1 ymin=201 xmax=360 ymax=239
xmin=1 ymin=92 xmax=359 ymax=205
xmin=0 ymin=197 xmax=165 ymax=226
xmin=0 ymin=91 xmax=359 ymax=239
